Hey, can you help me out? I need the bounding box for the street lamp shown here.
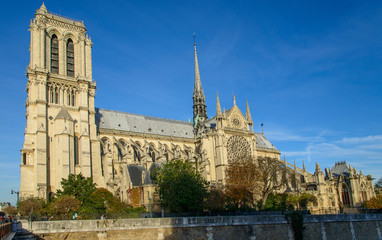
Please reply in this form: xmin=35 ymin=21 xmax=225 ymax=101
xmin=11 ymin=190 xmax=19 ymax=209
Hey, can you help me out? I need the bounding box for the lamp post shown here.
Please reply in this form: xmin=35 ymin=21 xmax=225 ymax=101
xmin=11 ymin=190 xmax=19 ymax=209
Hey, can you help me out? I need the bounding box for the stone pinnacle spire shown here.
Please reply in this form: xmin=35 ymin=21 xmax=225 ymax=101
xmin=246 ymin=99 xmax=253 ymax=123
xmin=193 ymin=36 xmax=205 ymax=99
xmin=303 ymin=160 xmax=306 ymax=172
xmin=315 ymin=162 xmax=322 ymax=173
xmin=216 ymin=92 xmax=222 ymax=116
xmin=192 ymin=34 xmax=207 ymax=135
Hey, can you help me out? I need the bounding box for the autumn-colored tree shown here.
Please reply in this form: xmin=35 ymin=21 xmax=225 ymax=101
xmin=257 ymin=156 xmax=290 ymax=208
xmin=225 ymin=156 xmax=290 ymax=209
xmin=225 ymin=156 xmax=261 ymax=209
xmin=18 ymin=197 xmax=43 ymax=216
xmin=363 ymin=195 xmax=382 ymax=209
xmin=49 ymin=195 xmax=80 ymax=215
xmin=3 ymin=206 xmax=17 ymax=215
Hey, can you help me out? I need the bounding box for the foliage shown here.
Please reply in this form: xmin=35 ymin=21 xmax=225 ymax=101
xmin=3 ymin=206 xmax=17 ymax=215
xmin=89 ymin=188 xmax=114 ymax=213
xmin=153 ymin=159 xmax=208 ymax=213
xmin=257 ymin=156 xmax=290 ymax=208
xmin=56 ymin=173 xmax=97 ymax=206
xmin=225 ymin=156 xmax=261 ymax=210
xmin=298 ymin=193 xmax=317 ymax=209
xmin=286 ymin=211 xmax=305 ymax=240
xmin=362 ymin=195 xmax=382 ymax=209
xmin=18 ymin=197 xmax=44 ymax=216
xmin=225 ymin=156 xmax=290 ymax=210
xmin=48 ymin=195 xmax=80 ymax=215
xmin=205 ymin=185 xmax=226 ymax=212
xmin=375 ymin=177 xmax=382 ymax=195
xmin=264 ymin=193 xmax=316 ymax=211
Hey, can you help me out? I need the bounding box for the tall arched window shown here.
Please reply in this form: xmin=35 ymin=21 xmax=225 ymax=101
xmin=341 ymin=184 xmax=351 ymax=206
xmin=100 ymin=143 xmax=104 ymax=176
xmin=66 ymin=39 xmax=74 ymax=77
xmin=133 ymin=145 xmax=141 ymax=163
xmin=361 ymin=184 xmax=367 ymax=202
xmin=74 ymin=136 xmax=79 ymax=165
xmin=149 ymin=145 xmax=155 ymax=162
xmin=51 ymin=34 xmax=59 ymax=74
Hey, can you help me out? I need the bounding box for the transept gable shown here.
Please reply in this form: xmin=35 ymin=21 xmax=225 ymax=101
xmin=225 ymin=105 xmax=247 ymax=130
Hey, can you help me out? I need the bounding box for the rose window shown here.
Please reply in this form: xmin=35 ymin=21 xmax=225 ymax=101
xmin=227 ymin=135 xmax=251 ymax=163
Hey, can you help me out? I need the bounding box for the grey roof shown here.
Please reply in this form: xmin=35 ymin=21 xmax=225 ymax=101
xmin=55 ymin=107 xmax=73 ymax=121
xmin=127 ymin=163 xmax=162 ymax=187
xmin=331 ymin=161 xmax=350 ymax=177
xmin=96 ymin=108 xmax=194 ymax=139
xmin=127 ymin=165 xmax=145 ymax=187
xmin=255 ymin=133 xmax=278 ymax=150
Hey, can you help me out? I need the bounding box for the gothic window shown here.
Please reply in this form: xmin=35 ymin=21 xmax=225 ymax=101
xmin=74 ymin=136 xmax=79 ymax=165
xmin=51 ymin=34 xmax=59 ymax=74
xmin=71 ymin=89 xmax=75 ymax=106
xmin=341 ymin=183 xmax=350 ymax=206
xmin=54 ymin=87 xmax=59 ymax=104
xmin=360 ymin=184 xmax=367 ymax=202
xmin=66 ymin=39 xmax=75 ymax=77
xmin=117 ymin=146 xmax=123 ymax=161
xmin=149 ymin=145 xmax=155 ymax=162
xmin=100 ymin=143 xmax=104 ymax=176
xmin=22 ymin=153 xmax=27 ymax=165
xmin=133 ymin=145 xmax=141 ymax=163
xmin=50 ymin=87 xmax=54 ymax=103
xmin=227 ymin=135 xmax=251 ymax=163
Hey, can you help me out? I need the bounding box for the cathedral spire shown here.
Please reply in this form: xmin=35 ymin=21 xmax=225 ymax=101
xmin=216 ymin=92 xmax=222 ymax=116
xmin=315 ymin=162 xmax=322 ymax=173
xmin=192 ymin=34 xmax=207 ymax=135
xmin=233 ymin=94 xmax=236 ymax=106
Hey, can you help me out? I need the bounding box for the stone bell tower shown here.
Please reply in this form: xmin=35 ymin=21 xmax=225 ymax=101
xmin=20 ymin=3 xmax=99 ymax=200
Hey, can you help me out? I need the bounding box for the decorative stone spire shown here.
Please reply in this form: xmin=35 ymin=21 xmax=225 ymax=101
xmin=315 ymin=162 xmax=322 ymax=173
xmin=302 ymin=160 xmax=307 ymax=172
xmin=233 ymin=94 xmax=236 ymax=106
xmin=246 ymin=99 xmax=253 ymax=124
xmin=38 ymin=2 xmax=48 ymax=13
xmin=192 ymin=36 xmax=207 ymax=135
xmin=216 ymin=92 xmax=222 ymax=116
xmin=293 ymin=160 xmax=297 ymax=173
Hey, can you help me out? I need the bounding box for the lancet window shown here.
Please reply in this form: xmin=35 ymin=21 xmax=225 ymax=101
xmin=341 ymin=184 xmax=351 ymax=206
xmin=51 ymin=34 xmax=59 ymax=74
xmin=66 ymin=38 xmax=75 ymax=77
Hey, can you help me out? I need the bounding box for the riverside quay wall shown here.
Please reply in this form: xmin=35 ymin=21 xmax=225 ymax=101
xmin=21 ymin=214 xmax=382 ymax=240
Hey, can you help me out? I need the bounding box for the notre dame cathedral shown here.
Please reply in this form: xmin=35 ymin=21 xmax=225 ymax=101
xmin=20 ymin=4 xmax=375 ymax=214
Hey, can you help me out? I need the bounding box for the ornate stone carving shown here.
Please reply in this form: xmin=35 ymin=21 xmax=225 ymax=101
xmin=227 ymin=135 xmax=251 ymax=163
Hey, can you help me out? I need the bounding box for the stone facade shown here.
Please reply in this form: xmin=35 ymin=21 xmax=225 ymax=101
xmin=20 ymin=4 xmax=375 ymax=214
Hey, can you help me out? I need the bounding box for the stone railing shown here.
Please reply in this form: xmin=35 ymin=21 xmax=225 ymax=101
xmin=20 ymin=214 xmax=382 ymax=240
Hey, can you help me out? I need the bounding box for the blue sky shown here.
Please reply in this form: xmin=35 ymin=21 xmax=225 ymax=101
xmin=1 ymin=1 xmax=382 ymax=205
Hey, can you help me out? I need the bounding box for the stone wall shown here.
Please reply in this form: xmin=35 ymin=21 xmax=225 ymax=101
xmin=21 ymin=214 xmax=382 ymax=240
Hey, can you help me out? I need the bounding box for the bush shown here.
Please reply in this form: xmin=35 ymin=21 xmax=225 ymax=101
xmin=18 ymin=197 xmax=44 ymax=216
xmin=49 ymin=195 xmax=80 ymax=215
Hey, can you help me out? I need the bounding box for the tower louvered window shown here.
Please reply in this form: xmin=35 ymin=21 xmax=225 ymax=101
xmin=67 ymin=39 xmax=74 ymax=77
xmin=51 ymin=35 xmax=59 ymax=74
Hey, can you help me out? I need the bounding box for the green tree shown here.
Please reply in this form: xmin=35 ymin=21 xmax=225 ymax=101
xmin=153 ymin=159 xmax=208 ymax=213
xmin=56 ymin=173 xmax=97 ymax=206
